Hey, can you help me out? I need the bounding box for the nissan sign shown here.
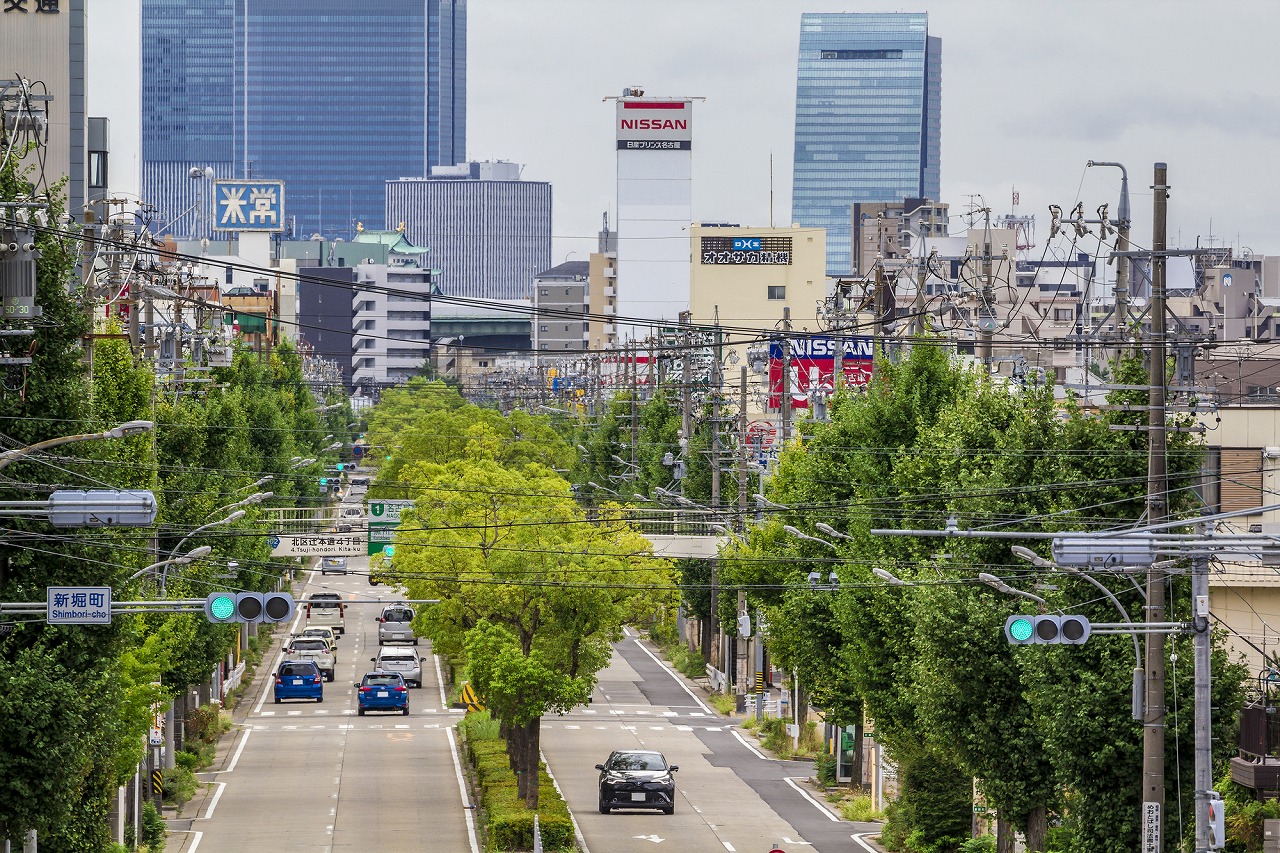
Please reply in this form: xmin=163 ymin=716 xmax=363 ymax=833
xmin=616 ymin=99 xmax=692 ymax=150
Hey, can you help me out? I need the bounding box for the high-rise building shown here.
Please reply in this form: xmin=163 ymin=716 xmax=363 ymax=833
xmin=141 ymin=0 xmax=466 ymax=240
xmin=385 ymin=161 xmax=551 ymax=301
xmin=791 ymin=12 xmax=941 ymax=276
xmin=612 ymin=88 xmax=694 ymax=338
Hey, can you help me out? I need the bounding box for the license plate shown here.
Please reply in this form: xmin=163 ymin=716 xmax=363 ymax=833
xmin=377 ymin=691 xmax=389 ymax=698
xmin=631 ymin=793 xmax=646 ymax=802
xmin=291 ymin=678 xmax=303 ymax=685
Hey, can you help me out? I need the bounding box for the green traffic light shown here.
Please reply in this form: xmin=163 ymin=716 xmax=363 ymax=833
xmin=1008 ymin=617 xmax=1033 ymax=642
xmin=209 ymin=594 xmax=235 ymax=621
xmin=383 ymin=545 xmax=395 ymax=557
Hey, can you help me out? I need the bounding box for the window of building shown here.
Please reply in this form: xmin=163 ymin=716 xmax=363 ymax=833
xmin=479 ymin=360 xmax=489 ymax=368
xmin=89 ymin=151 xmax=108 ymax=189
xmin=1053 ymin=308 xmax=1073 ymax=322
xmin=540 ymin=325 xmax=548 ymax=332
xmin=767 ymin=286 xmax=786 ymax=300
xmin=820 ymin=49 xmax=903 ymax=60
xmin=540 ymin=288 xmax=548 ymax=296
xmin=1217 ymin=448 xmax=1263 ymax=513
xmin=564 ymin=288 xmax=570 ymax=296
xmin=540 ymin=344 xmax=548 ymax=350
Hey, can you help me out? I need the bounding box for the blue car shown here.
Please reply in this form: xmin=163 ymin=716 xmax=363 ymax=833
xmin=274 ymin=660 xmax=324 ymax=703
xmin=356 ymin=671 xmax=409 ymax=716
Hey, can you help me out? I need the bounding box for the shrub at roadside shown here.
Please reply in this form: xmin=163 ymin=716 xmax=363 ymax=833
xmin=459 ymin=712 xmax=574 ymax=851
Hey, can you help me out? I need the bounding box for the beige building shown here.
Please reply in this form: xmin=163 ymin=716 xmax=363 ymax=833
xmin=2 ymin=1 xmax=86 ymax=218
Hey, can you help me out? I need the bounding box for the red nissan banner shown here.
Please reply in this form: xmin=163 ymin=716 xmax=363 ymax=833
xmin=767 ymin=336 xmax=874 ymax=409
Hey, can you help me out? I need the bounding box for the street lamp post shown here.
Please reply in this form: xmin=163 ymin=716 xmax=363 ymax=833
xmin=0 ymin=420 xmax=154 ymax=473
xmin=161 ymin=510 xmax=247 ymax=595
xmin=125 ymin=546 xmax=213 ymax=584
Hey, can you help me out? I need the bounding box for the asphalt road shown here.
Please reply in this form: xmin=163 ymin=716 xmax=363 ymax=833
xmin=172 ymin=558 xmax=478 ymax=853
xmin=541 ymin=627 xmax=883 ymax=853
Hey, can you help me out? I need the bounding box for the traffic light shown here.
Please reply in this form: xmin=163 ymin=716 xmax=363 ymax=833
xmin=737 ymin=613 xmax=752 ymax=637
xmin=204 ymin=591 xmax=295 ymax=623
xmin=319 ymin=477 xmax=328 ymax=487
xmin=1004 ymin=614 xmax=1091 ymax=644
xmin=1208 ymin=794 xmax=1225 ymax=849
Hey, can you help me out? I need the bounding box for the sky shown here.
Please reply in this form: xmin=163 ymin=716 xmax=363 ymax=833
xmin=89 ymin=0 xmax=1280 ymax=265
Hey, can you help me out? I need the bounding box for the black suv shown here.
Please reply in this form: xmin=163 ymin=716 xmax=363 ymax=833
xmin=596 ymin=750 xmax=678 ymax=814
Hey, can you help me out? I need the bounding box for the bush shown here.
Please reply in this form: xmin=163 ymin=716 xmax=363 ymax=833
xmin=815 ymin=751 xmax=837 ymax=787
xmin=173 ymin=750 xmax=201 ymax=772
xmin=162 ymin=764 xmax=199 ymax=808
xmin=184 ymin=704 xmax=223 ymax=745
xmin=841 ymin=793 xmax=884 ymax=822
xmin=648 ymin=619 xmax=678 ymax=647
xmin=458 ymin=712 xmax=574 ymax=851
xmin=957 ymin=836 xmax=995 ymax=853
xmin=668 ymin=643 xmax=707 ymax=679
xmin=708 ymin=693 xmax=736 ymax=716
xmin=139 ymin=800 xmax=166 ymax=852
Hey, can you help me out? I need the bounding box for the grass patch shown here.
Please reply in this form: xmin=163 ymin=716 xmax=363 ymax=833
xmin=708 ymin=693 xmax=736 ymax=716
xmin=840 ymin=793 xmax=885 ymax=822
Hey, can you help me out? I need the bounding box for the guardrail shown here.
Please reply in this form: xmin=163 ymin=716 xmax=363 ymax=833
xmin=587 ymin=506 xmax=722 ymax=537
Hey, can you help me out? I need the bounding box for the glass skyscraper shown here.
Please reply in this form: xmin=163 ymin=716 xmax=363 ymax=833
xmin=791 ymin=12 xmax=941 ymax=276
xmin=141 ymin=1 xmax=466 ymax=240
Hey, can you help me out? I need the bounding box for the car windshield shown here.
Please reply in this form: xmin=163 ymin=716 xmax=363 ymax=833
xmin=608 ymin=753 xmax=667 ymax=771
xmin=280 ymin=663 xmax=317 ymax=676
xmin=364 ymin=674 xmax=403 ymax=687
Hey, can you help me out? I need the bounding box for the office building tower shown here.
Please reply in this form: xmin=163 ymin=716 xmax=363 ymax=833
xmin=791 ymin=12 xmax=941 ymax=275
xmin=141 ymin=0 xmax=466 ymax=240
xmin=386 ymin=161 xmax=551 ymax=300
xmin=612 ymin=88 xmax=694 ymax=337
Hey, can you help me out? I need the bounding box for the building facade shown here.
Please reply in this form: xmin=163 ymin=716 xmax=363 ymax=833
xmin=141 ymin=0 xmax=466 ymax=240
xmin=791 ymin=12 xmax=941 ymax=276
xmin=533 ymin=261 xmax=590 ymax=354
xmin=613 ymin=88 xmax=694 ymax=338
xmin=385 ymin=161 xmax=551 ymax=301
xmin=1 ymin=0 xmax=87 ymax=219
xmin=350 ymin=231 xmax=435 ymax=392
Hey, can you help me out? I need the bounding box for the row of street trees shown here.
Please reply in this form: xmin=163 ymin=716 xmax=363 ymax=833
xmin=366 ymin=379 xmax=676 ymax=807
xmin=564 ymin=342 xmax=1246 ymax=852
xmin=0 ymin=156 xmax=353 ymax=849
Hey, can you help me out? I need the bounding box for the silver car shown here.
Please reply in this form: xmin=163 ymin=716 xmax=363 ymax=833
xmin=372 ymin=646 xmax=424 ymax=688
xmin=378 ymin=604 xmax=417 ymax=645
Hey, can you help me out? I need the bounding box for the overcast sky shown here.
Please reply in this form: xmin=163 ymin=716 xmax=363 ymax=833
xmin=90 ymin=0 xmax=1280 ymax=263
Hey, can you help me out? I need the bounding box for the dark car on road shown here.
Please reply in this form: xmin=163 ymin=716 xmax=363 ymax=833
xmin=274 ymin=660 xmax=323 ymax=704
xmin=355 ymin=671 xmax=409 ymax=716
xmin=596 ymin=750 xmax=678 ymax=814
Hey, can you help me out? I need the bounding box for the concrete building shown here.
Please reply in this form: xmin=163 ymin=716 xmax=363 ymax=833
xmin=587 ymin=216 xmax=620 ymax=351
xmin=533 ymin=261 xmax=590 ymax=354
xmin=1 ymin=0 xmax=87 ymax=218
xmin=612 ymin=88 xmax=695 ymax=337
xmin=385 ymin=161 xmax=551 ymax=301
xmin=792 ymin=12 xmax=942 ymax=276
xmin=350 ymin=231 xmax=435 ymax=393
xmin=141 ymin=0 xmax=466 ymax=240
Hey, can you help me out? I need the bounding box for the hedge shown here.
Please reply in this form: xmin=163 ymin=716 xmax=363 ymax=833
xmin=459 ymin=712 xmax=575 ymax=852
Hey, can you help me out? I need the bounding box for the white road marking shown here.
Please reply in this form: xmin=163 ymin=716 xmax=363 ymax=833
xmin=628 ymin=637 xmax=716 ymax=714
xmin=675 ymin=725 xmax=693 ymax=732
xmin=181 ymin=830 xmax=202 ymax=851
xmin=445 ymin=727 xmax=482 ymax=853
xmin=541 ymin=749 xmax=591 ymax=853
xmin=223 ymin=728 xmax=251 ymax=773
xmin=632 ymin=834 xmax=665 ymax=843
xmin=852 ymin=833 xmax=881 ymax=851
xmin=722 ymin=843 xmax=736 ymax=852
xmin=785 ymin=777 xmax=840 ymax=822
xmin=650 ymin=726 xmax=666 ymax=731
xmin=433 ymin=652 xmax=449 ymax=707
xmin=731 ymin=729 xmax=767 ymax=760
xmin=565 ymin=725 xmax=581 ymax=730
xmin=202 ymin=782 xmax=226 ymax=819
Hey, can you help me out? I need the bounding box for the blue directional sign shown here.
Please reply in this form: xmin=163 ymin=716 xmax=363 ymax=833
xmin=48 ymin=586 xmax=112 ymax=625
xmin=213 ymin=180 xmax=285 ymax=232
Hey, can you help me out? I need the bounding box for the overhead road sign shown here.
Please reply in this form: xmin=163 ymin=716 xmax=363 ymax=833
xmin=269 ymin=533 xmax=365 ymax=557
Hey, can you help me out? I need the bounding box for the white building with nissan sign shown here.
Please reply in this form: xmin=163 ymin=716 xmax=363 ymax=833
xmin=611 ymin=87 xmax=697 ymax=339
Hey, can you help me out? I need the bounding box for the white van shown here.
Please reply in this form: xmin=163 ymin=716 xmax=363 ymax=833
xmin=306 ymin=593 xmax=346 ymax=635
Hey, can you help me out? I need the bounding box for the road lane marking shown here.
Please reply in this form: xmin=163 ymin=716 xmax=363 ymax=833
xmin=852 ymin=833 xmax=881 ymax=851
xmin=731 ymin=729 xmax=767 ymax=760
xmin=445 ymin=727 xmax=481 ymax=853
xmin=202 ymin=782 xmax=226 ymax=819
xmin=433 ymin=652 xmax=449 ymax=707
xmin=785 ymin=777 xmax=840 ymax=822
xmin=181 ymin=830 xmax=202 ymax=852
xmin=224 ymin=728 xmax=251 ymax=772
xmin=722 ymin=843 xmax=736 ymax=852
xmin=629 ymin=638 xmax=715 ymax=714
xmin=540 ymin=749 xmax=591 ymax=853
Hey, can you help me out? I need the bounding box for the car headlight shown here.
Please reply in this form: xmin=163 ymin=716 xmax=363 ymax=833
xmin=653 ymin=774 xmax=673 ymax=785
xmin=604 ymin=772 xmax=626 ymax=783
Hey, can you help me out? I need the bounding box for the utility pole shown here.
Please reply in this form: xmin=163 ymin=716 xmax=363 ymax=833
xmin=1192 ymin=514 xmax=1213 ymax=853
xmin=780 ymin=307 xmax=792 ymax=443
xmin=976 ymin=207 xmax=996 ymax=369
xmin=679 ymin=312 xmax=692 ymax=475
xmin=1088 ymin=161 xmax=1133 ymax=357
xmin=738 ymin=366 xmax=748 ymax=532
xmin=1142 ymin=162 xmax=1170 ymax=853
xmin=711 ymin=318 xmax=722 ymax=516
xmin=629 ymin=340 xmax=638 ymax=473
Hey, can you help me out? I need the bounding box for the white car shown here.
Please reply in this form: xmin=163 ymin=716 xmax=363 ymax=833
xmin=285 ymin=637 xmax=336 ymax=682
xmin=372 ymin=646 xmax=424 ymax=688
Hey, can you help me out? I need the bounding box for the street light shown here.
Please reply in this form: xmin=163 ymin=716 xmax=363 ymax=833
xmin=203 ymin=491 xmax=272 ymax=522
xmin=125 ymin=545 xmax=213 ymax=584
xmin=815 ymin=522 xmax=855 ymax=541
xmin=161 ymin=509 xmax=247 ymax=595
xmin=289 ymin=457 xmax=316 ymax=470
xmin=710 ymin=523 xmax=746 ymax=546
xmin=977 ymin=572 xmax=1047 ymax=606
xmin=783 ymin=525 xmax=836 ymax=550
xmin=872 ymin=568 xmax=909 ymax=586
xmin=0 ymin=420 xmax=155 ymax=473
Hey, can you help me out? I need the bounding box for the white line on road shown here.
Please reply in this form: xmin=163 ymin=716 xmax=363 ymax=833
xmin=225 ymin=728 xmax=251 ymax=772
xmin=630 ymin=638 xmax=715 ymax=715
xmin=202 ymin=782 xmax=226 ymax=820
xmin=540 ymin=750 xmax=592 ymax=853
xmin=852 ymin=832 xmax=881 ymax=851
xmin=785 ymin=777 xmax=840 ymax=822
xmin=730 ymin=729 xmax=767 ymax=760
xmin=445 ymin=727 xmax=481 ymax=853
xmin=178 ymin=830 xmax=202 ymax=852
xmin=722 ymin=842 xmax=736 ymax=852
xmin=433 ymin=652 xmax=449 ymax=708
